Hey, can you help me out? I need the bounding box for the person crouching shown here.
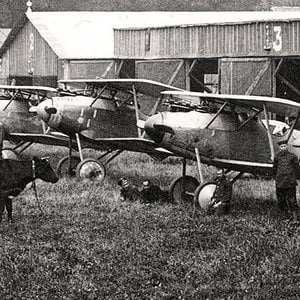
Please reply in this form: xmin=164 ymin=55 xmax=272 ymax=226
xmin=140 ymin=180 xmax=169 ymax=204
xmin=207 ymin=169 xmax=233 ymax=216
xmin=117 ymin=178 xmax=139 ymax=202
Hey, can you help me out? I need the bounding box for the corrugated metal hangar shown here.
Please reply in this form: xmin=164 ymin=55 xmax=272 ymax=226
xmin=114 ymin=11 xmax=300 ymax=102
xmin=0 ymin=10 xmax=214 ymax=86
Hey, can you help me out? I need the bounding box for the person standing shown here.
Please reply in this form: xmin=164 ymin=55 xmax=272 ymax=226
xmin=273 ymin=140 xmax=300 ymax=224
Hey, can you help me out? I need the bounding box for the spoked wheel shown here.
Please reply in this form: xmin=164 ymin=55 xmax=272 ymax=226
xmin=169 ymin=176 xmax=199 ymax=203
xmin=76 ymin=158 xmax=106 ymax=182
xmin=56 ymin=155 xmax=81 ymax=178
xmin=2 ymin=148 xmax=19 ymax=160
xmin=194 ymin=181 xmax=217 ymax=211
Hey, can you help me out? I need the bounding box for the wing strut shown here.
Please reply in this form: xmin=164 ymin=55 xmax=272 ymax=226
xmin=150 ymin=95 xmax=163 ymax=116
xmin=286 ymin=110 xmax=300 ymax=142
xmin=132 ymin=84 xmax=142 ymax=137
xmin=205 ymin=102 xmax=228 ymax=129
xmin=263 ymin=104 xmax=275 ymax=161
xmin=237 ymin=109 xmax=263 ymax=131
xmin=195 ymin=148 xmax=204 ymax=183
xmin=89 ymin=84 xmax=108 ymax=107
xmin=141 ymin=94 xmax=165 ymax=138
xmin=76 ymin=133 xmax=84 ymax=161
xmin=3 ymin=92 xmax=18 ymax=111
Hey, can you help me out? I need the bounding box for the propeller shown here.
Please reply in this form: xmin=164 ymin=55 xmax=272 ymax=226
xmin=28 ymin=100 xmax=57 ymax=134
xmin=144 ymin=113 xmax=169 ymax=143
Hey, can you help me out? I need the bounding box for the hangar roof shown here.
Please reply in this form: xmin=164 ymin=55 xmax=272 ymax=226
xmin=29 ymin=11 xmax=300 ymax=59
xmin=114 ymin=11 xmax=300 ymax=59
xmin=25 ymin=11 xmax=239 ymax=59
xmin=117 ymin=11 xmax=300 ymax=30
xmin=2 ymin=11 xmax=300 ymax=60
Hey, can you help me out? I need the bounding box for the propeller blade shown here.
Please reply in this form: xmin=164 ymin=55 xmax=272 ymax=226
xmin=153 ymin=124 xmax=175 ymax=135
xmin=45 ymin=106 xmax=57 ymax=114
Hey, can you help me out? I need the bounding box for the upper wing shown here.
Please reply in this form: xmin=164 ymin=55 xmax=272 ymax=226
xmin=162 ymin=91 xmax=300 ymax=118
xmin=0 ymin=85 xmax=58 ymax=102
xmin=0 ymin=85 xmax=57 ymax=93
xmin=59 ymin=79 xmax=183 ymax=98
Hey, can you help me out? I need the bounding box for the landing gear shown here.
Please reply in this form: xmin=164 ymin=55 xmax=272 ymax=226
xmin=57 ymin=134 xmax=107 ymax=182
xmin=56 ymin=155 xmax=81 ymax=177
xmin=168 ymin=157 xmax=200 ymax=203
xmin=194 ymin=171 xmax=242 ymax=211
xmin=194 ymin=181 xmax=217 ymax=210
xmin=56 ymin=144 xmax=123 ymax=182
xmin=76 ymin=158 xmax=106 ymax=182
xmin=167 ymin=148 xmax=242 ymax=212
xmin=58 ymin=132 xmax=125 ymax=181
xmin=169 ymin=176 xmax=199 ymax=203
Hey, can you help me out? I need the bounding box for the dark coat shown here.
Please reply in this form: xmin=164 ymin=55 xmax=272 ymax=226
xmin=207 ymin=176 xmax=233 ymax=215
xmin=140 ymin=185 xmax=169 ymax=203
xmin=212 ymin=176 xmax=232 ymax=205
xmin=120 ymin=186 xmax=140 ymax=202
xmin=273 ymin=150 xmax=300 ymax=189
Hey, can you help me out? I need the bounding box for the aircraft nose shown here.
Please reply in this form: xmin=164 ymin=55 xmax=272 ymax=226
xmin=30 ymin=99 xmax=56 ymax=122
xmin=144 ymin=113 xmax=166 ymax=143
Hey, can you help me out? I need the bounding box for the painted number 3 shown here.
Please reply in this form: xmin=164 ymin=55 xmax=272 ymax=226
xmin=273 ymin=26 xmax=282 ymax=52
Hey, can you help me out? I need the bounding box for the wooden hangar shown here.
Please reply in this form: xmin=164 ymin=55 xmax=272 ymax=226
xmin=0 ymin=11 xmax=212 ymax=87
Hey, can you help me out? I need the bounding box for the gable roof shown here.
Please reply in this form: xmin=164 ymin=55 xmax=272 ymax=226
xmin=118 ymin=10 xmax=300 ymax=30
xmin=0 ymin=14 xmax=27 ymax=57
xmin=2 ymin=11 xmax=300 ymax=60
xmin=25 ymin=11 xmax=220 ymax=59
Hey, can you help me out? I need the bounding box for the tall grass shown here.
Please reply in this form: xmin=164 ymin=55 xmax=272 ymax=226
xmin=0 ymin=146 xmax=300 ymax=299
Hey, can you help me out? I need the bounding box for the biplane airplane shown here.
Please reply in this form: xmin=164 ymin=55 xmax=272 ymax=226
xmin=31 ymin=79 xmax=183 ymax=180
xmin=0 ymin=85 xmax=77 ymax=158
xmin=144 ymin=90 xmax=300 ymax=208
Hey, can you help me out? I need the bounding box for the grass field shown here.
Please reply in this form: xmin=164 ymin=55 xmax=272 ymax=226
xmin=0 ymin=146 xmax=300 ymax=299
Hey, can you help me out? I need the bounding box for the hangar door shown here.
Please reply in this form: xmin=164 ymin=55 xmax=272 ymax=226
xmin=60 ymin=60 xmax=135 ymax=80
xmin=274 ymin=58 xmax=300 ymax=102
xmin=135 ymin=59 xmax=187 ymax=114
xmin=220 ymin=58 xmax=272 ymax=96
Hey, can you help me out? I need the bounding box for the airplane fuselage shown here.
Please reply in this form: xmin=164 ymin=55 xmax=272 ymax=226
xmin=145 ymin=111 xmax=300 ymax=175
xmin=39 ymin=96 xmax=141 ymax=139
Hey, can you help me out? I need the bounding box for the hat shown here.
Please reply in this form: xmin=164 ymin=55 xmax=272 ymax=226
xmin=118 ymin=178 xmax=130 ymax=188
xmin=122 ymin=179 xmax=130 ymax=188
xmin=277 ymin=140 xmax=288 ymax=146
xmin=217 ymin=169 xmax=224 ymax=175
